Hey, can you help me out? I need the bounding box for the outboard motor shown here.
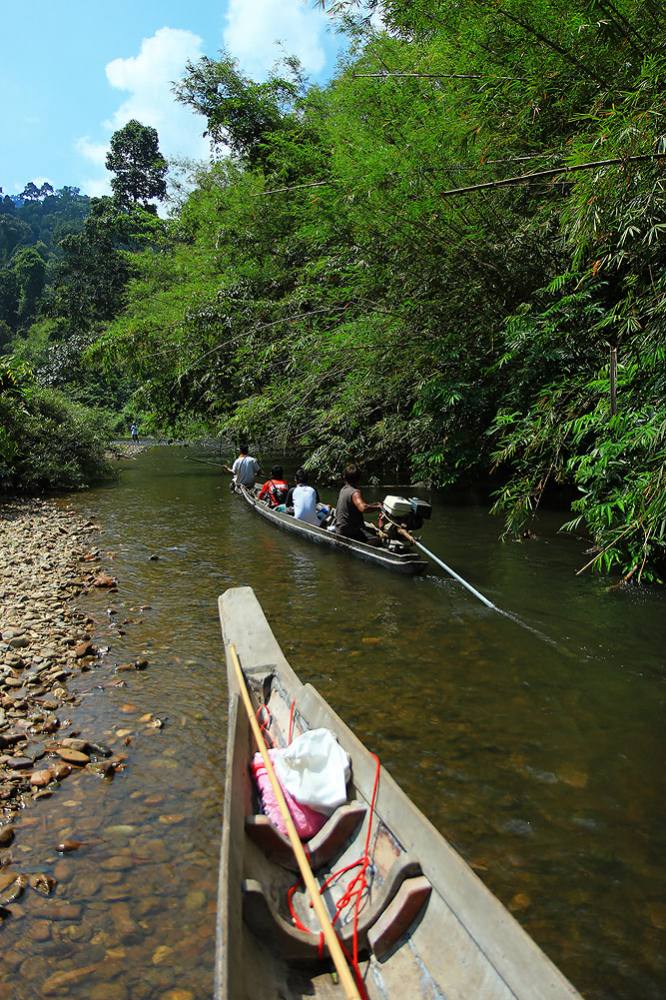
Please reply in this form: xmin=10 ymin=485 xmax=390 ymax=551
xmin=379 ymin=496 xmax=432 ymax=541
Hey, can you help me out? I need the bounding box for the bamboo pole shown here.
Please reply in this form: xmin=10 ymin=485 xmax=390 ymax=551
xmin=352 ymin=72 xmax=527 ymax=81
xmin=386 ymin=518 xmax=498 ymax=610
xmin=256 ymin=180 xmax=331 ymax=196
xmin=438 ymin=152 xmax=666 ymax=197
xmin=228 ymin=643 xmax=362 ymax=1000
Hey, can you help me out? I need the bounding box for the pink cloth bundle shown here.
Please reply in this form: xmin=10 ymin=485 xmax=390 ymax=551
xmin=251 ymin=750 xmax=328 ymax=840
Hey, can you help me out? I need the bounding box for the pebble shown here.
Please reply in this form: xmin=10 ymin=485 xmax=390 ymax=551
xmin=42 ymin=964 xmax=99 ymax=994
xmin=57 ymin=839 xmax=83 ymax=853
xmin=30 ymin=769 xmax=54 ymax=787
xmin=184 ymin=889 xmax=206 ymax=911
xmin=152 ymin=945 xmax=174 ymax=965
xmin=0 ymin=499 xmax=126 ymax=841
xmin=31 ymin=919 xmax=52 ymax=941
xmin=0 ymin=826 xmax=15 ymax=847
xmin=0 ymin=872 xmax=18 ymax=892
xmin=56 ymin=747 xmax=90 ymax=765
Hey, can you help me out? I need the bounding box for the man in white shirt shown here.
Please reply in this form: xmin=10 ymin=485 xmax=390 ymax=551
xmin=228 ymin=443 xmax=260 ymax=489
xmin=287 ymin=468 xmax=320 ymax=525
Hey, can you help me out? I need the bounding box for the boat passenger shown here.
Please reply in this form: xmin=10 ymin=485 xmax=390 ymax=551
xmin=257 ymin=466 xmax=289 ymax=508
xmin=334 ymin=464 xmax=382 ymax=543
xmin=228 ymin=443 xmax=260 ymax=490
xmin=287 ymin=468 xmax=320 ymax=526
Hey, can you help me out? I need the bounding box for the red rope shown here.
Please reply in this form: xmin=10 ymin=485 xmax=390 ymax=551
xmin=288 ymin=699 xmax=296 ymax=744
xmin=255 ymin=704 xmax=273 ymax=749
xmin=287 ymin=752 xmax=381 ymax=998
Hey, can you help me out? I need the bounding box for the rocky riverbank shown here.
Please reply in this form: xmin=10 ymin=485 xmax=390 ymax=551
xmin=0 ymin=499 xmax=125 ymax=885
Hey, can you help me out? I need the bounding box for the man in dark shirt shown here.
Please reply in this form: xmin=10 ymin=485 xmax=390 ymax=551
xmin=334 ymin=464 xmax=381 ymax=542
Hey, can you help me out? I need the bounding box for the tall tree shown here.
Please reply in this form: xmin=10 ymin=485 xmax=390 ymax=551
xmin=21 ymin=182 xmax=41 ymax=202
xmin=12 ymin=246 xmax=46 ymax=325
xmin=105 ymin=121 xmax=168 ymax=210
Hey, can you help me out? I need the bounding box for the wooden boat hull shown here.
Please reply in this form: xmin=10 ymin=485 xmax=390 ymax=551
xmin=216 ymin=587 xmax=582 ymax=1000
xmin=237 ymin=486 xmax=427 ymax=574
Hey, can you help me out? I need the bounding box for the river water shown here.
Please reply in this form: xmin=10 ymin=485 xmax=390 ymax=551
xmin=2 ymin=445 xmax=665 ymax=999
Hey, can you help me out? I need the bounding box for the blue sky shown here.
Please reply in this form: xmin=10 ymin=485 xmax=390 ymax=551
xmin=0 ymin=0 xmax=344 ymax=198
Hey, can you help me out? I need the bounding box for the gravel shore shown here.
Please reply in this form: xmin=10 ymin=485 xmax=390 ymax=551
xmin=0 ymin=498 xmax=123 ymax=855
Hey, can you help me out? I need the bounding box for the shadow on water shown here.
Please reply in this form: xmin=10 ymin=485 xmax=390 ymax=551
xmin=2 ymin=446 xmax=665 ymax=999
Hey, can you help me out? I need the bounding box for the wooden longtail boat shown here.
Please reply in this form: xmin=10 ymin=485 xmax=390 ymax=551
xmin=216 ymin=586 xmax=582 ymax=1000
xmin=236 ymin=485 xmax=428 ymax=575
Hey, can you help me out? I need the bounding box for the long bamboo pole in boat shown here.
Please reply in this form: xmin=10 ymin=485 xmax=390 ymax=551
xmin=228 ymin=642 xmax=362 ymax=1000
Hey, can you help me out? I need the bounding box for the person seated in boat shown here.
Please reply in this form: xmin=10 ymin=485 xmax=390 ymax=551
xmin=334 ymin=464 xmax=382 ymax=543
xmin=286 ymin=467 xmax=320 ymax=525
xmin=257 ymin=466 xmax=289 ymax=508
xmin=226 ymin=443 xmax=260 ymax=491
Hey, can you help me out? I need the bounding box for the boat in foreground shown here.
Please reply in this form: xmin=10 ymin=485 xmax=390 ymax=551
xmin=216 ymin=586 xmax=581 ymax=1000
xmin=236 ymin=485 xmax=428 ymax=575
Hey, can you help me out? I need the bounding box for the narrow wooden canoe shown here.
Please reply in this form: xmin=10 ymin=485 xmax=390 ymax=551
xmin=216 ymin=586 xmax=582 ymax=1000
xmin=236 ymin=485 xmax=428 ymax=575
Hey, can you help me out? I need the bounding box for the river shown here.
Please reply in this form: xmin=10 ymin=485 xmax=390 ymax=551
xmin=2 ymin=445 xmax=665 ymax=999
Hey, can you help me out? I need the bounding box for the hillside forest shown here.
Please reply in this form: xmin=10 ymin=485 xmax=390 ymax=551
xmin=1 ymin=0 xmax=665 ymax=583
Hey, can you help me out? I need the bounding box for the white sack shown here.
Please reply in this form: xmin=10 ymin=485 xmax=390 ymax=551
xmin=273 ymin=728 xmax=350 ymax=815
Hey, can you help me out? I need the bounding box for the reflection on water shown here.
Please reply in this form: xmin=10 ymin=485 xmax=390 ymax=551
xmin=2 ymin=446 xmax=665 ymax=999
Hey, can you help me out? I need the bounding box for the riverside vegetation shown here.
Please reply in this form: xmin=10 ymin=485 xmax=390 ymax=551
xmin=1 ymin=1 xmax=665 ymax=582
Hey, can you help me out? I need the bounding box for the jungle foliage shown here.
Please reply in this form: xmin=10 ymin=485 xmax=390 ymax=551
xmin=0 ymin=125 xmax=168 ymax=491
xmin=0 ymin=355 xmax=113 ymax=493
xmin=7 ymin=3 xmax=666 ymax=580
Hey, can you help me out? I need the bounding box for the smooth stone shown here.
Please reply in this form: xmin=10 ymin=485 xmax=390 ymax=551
xmin=90 ymin=984 xmax=128 ymax=1000
xmin=31 ymin=899 xmax=82 ymax=921
xmin=0 ymin=872 xmax=18 ymax=892
xmin=101 ymin=855 xmax=131 ymax=871
xmin=42 ymin=964 xmax=99 ymax=994
xmin=106 ymin=825 xmax=136 ymax=837
xmin=6 ymin=757 xmax=32 ymax=769
xmin=111 ymin=901 xmax=136 ymax=937
xmin=59 ymin=737 xmax=88 ymax=751
xmin=29 ymin=872 xmax=57 ymax=896
xmin=76 ymin=872 xmax=102 ymax=895
xmin=53 ymin=860 xmax=71 ymax=881
xmin=57 ymin=839 xmax=83 ymax=853
xmin=184 ymin=889 xmax=206 ymax=911
xmin=56 ymin=748 xmax=90 ymax=765
xmin=152 ymin=945 xmax=174 ymax=965
xmin=30 ymin=770 xmax=54 ymax=788
xmin=0 ymin=826 xmax=15 ymax=847
xmin=31 ymin=920 xmax=52 ymax=941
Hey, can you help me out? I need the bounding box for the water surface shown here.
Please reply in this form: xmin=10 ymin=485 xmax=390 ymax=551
xmin=2 ymin=446 xmax=664 ymax=999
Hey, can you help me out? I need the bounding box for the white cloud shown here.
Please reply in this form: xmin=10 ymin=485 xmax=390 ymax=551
xmin=75 ymin=27 xmax=210 ymax=198
xmin=104 ymin=27 xmax=209 ymax=157
xmin=76 ymin=138 xmax=108 ymax=167
xmin=223 ymin=0 xmax=331 ymax=79
xmin=82 ymin=177 xmax=112 ymax=198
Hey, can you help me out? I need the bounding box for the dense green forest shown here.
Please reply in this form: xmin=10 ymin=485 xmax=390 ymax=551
xmin=2 ymin=0 xmax=665 ymax=582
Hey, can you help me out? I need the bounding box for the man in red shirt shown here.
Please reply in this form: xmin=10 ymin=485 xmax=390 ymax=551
xmin=257 ymin=466 xmax=289 ymax=507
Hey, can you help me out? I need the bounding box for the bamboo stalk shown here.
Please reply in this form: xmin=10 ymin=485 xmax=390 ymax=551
xmin=228 ymin=643 xmax=362 ymax=1000
xmin=438 ymin=152 xmax=666 ymax=197
xmin=352 ymin=71 xmax=527 ymax=81
xmin=256 ymin=180 xmax=331 ymax=196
